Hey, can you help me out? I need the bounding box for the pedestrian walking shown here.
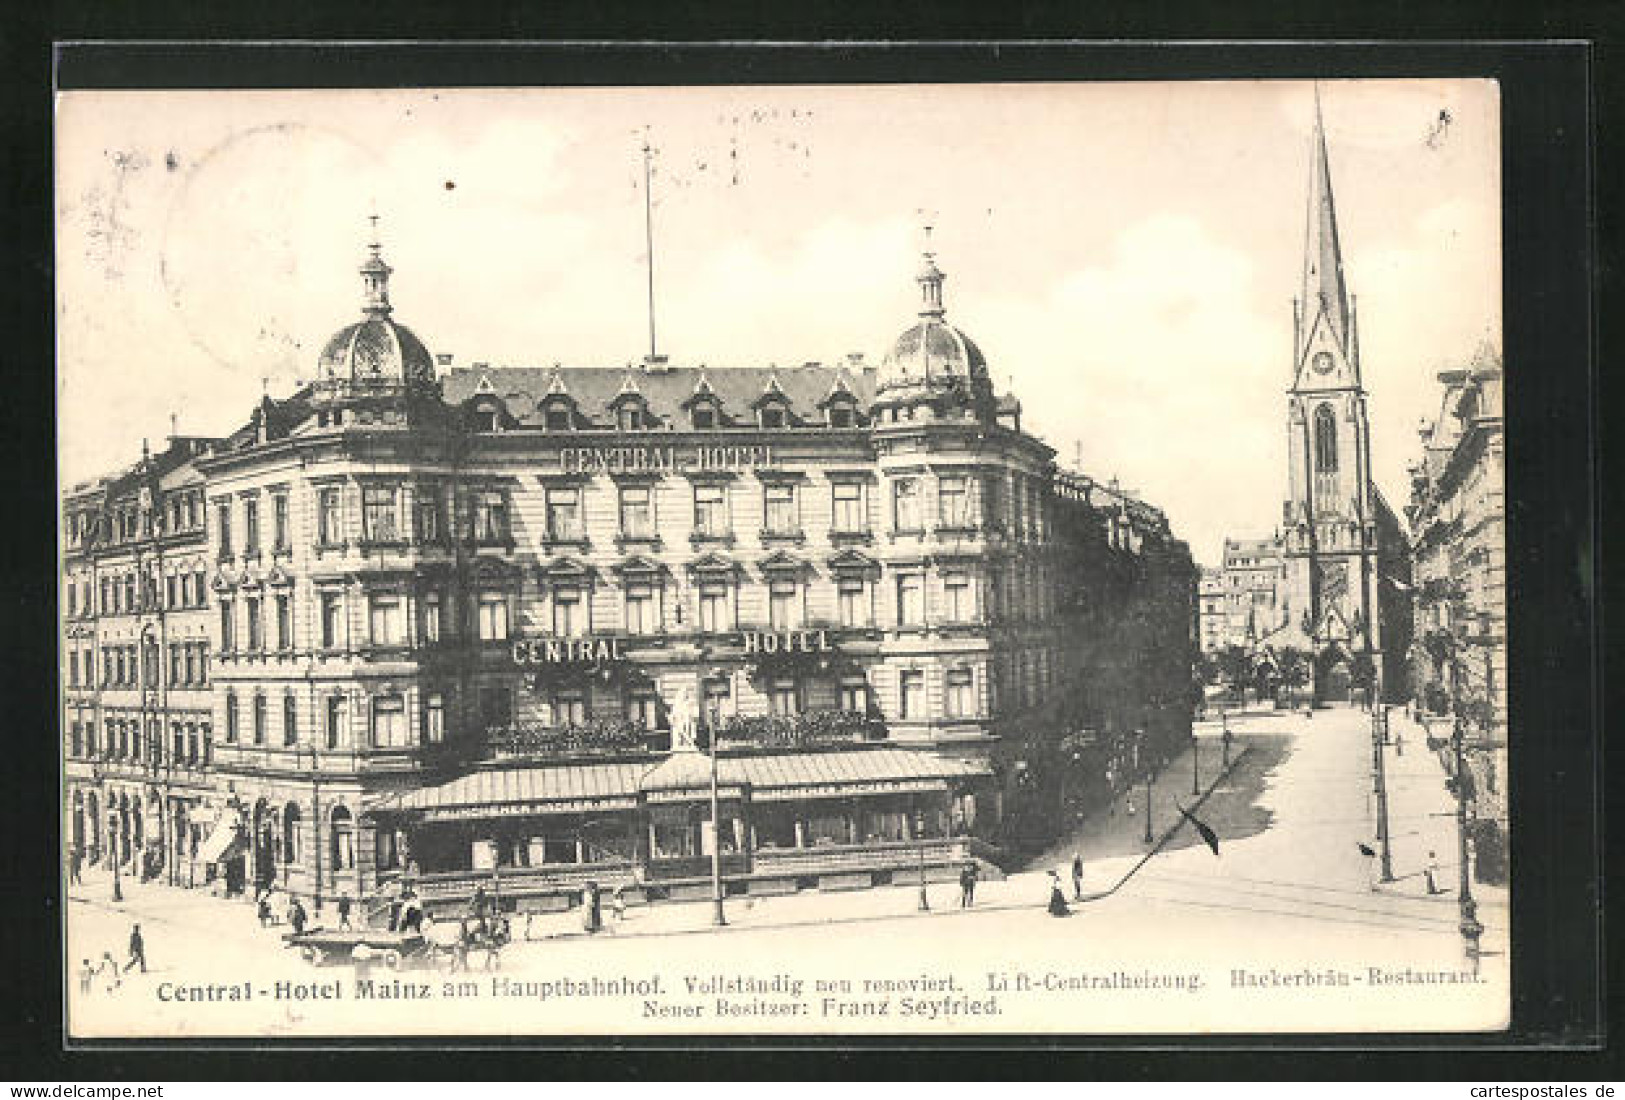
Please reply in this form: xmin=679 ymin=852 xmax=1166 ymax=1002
xmin=1071 ymin=852 xmax=1084 ymax=901
xmin=611 ymin=883 xmax=628 ymax=922
xmin=69 ymin=846 xmax=83 ymax=886
xmin=1046 ymin=870 xmax=1072 ymax=918
xmin=337 ymin=894 xmax=353 ymax=931
xmin=78 ymin=958 xmax=94 ymax=995
xmin=257 ymin=894 xmax=274 ymax=927
xmin=288 ymin=897 xmax=308 ymax=935
xmin=1424 ymin=851 xmax=1444 ymax=895
xmin=399 ymin=892 xmax=423 ymax=935
xmin=97 ymin=951 xmax=121 ymax=992
xmin=1394 ymin=731 xmax=1404 ymax=757
xmin=958 ymin=863 xmax=977 ymax=908
xmin=122 ymin=924 xmax=146 ymax=974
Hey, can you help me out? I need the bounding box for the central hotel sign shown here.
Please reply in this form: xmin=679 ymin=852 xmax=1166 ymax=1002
xmin=558 ymin=444 xmax=776 ymax=475
xmin=511 ymin=629 xmax=833 ymax=666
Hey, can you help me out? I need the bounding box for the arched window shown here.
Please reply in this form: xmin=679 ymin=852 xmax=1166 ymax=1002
xmin=282 ymin=803 xmax=301 ymax=864
xmin=1313 ymin=404 xmax=1339 ymax=473
xmin=330 ymin=806 xmax=355 ymax=871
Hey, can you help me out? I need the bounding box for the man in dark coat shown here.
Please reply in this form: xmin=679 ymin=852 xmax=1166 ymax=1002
xmin=288 ymin=897 xmax=308 ymax=935
xmin=123 ymin=923 xmax=146 ymax=973
xmin=337 ymin=894 xmax=353 ymax=931
xmin=1071 ymin=852 xmax=1085 ymax=901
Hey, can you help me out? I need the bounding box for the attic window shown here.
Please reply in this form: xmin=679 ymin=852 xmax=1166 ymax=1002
xmin=475 ymin=409 xmax=499 ymax=433
xmin=691 ymin=404 xmax=717 ymax=430
xmin=759 ymin=405 xmax=787 ymax=430
xmin=617 ymin=403 xmax=644 ymax=431
xmin=545 ymin=404 xmax=573 ymax=432
xmin=828 ymin=402 xmax=855 ymax=428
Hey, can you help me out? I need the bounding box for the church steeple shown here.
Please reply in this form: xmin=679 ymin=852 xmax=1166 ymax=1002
xmin=1298 ymin=88 xmax=1351 ymax=363
xmin=916 ymin=225 xmax=946 ymax=319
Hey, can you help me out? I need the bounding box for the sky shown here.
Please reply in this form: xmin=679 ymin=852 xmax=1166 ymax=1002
xmin=55 ymin=80 xmax=1500 ymax=565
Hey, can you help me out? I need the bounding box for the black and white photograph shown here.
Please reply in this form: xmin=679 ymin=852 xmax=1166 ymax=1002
xmin=55 ymin=76 xmax=1511 ymax=1038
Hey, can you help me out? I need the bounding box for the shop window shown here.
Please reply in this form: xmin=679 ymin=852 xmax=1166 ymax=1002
xmin=372 ymin=694 xmax=408 ymax=748
xmin=806 ymin=809 xmax=850 ymax=847
xmin=899 ymin=670 xmax=926 ymax=720
xmin=693 ymin=483 xmax=729 ymax=537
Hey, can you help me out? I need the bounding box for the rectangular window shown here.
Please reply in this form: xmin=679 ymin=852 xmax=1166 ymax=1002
xmin=414 ymin=489 xmax=441 ymax=543
xmin=702 ymin=678 xmax=731 ymax=727
xmin=372 ymin=694 xmax=407 ymax=748
xmin=763 ymin=483 xmax=798 ymax=535
xmin=624 ymin=584 xmax=655 ymax=635
xmin=946 ymin=668 xmax=975 ymax=717
xmin=768 ymin=679 xmax=799 ymax=717
xmin=551 ymin=690 xmax=586 ymax=726
xmin=368 ymin=593 xmax=404 ymax=647
xmin=550 ymin=586 xmax=582 ymax=637
xmin=423 ymin=693 xmax=445 ymax=743
xmin=363 ymin=485 xmax=399 ymax=542
xmin=899 ymin=670 xmax=926 ymax=720
xmin=320 ymin=592 xmax=343 ymax=649
xmin=698 ymin=583 xmax=728 ymax=633
xmin=626 ymin=692 xmax=659 ymax=728
xmin=183 ymin=642 xmax=196 ymax=687
xmin=219 ymin=599 xmax=235 ymax=651
xmin=275 ymin=594 xmax=292 ymax=650
xmin=224 ymin=694 xmax=239 ymax=743
xmin=164 ymin=575 xmax=176 ymax=610
xmin=478 ymin=592 xmax=510 ymax=641
xmin=273 ymin=494 xmax=290 ymax=552
xmin=473 ymin=490 xmax=510 ymax=543
xmin=983 ymin=476 xmax=1004 ymax=529
xmin=252 ymin=694 xmax=267 ymax=745
xmin=619 ymin=485 xmax=653 ymax=538
xmin=243 ymin=497 xmax=260 ymax=555
xmin=68 ymin=651 xmax=79 ymax=687
xmin=897 ymin=573 xmax=924 ymax=627
xmin=317 ymin=487 xmax=342 ymax=545
xmin=838 ymin=679 xmax=869 ymax=714
xmin=693 ymin=483 xmax=728 ymax=537
xmin=216 ymin=501 xmax=233 ymax=557
xmin=480 ymin=685 xmax=513 ymax=729
xmin=832 ymin=481 xmax=865 ymax=533
xmin=245 ymin=596 xmax=263 ymax=651
xmin=944 ymin=571 xmax=972 ymax=621
xmin=768 ymin=579 xmax=798 ymax=631
xmin=938 ymin=475 xmax=969 ymax=528
xmin=546 ymin=487 xmax=582 ymax=541
xmin=421 ymin=591 xmax=442 ymax=643
xmin=325 ymin=696 xmax=345 ymax=749
xmin=893 ymin=478 xmax=921 ymax=532
xmin=837 ymin=577 xmax=870 ymax=628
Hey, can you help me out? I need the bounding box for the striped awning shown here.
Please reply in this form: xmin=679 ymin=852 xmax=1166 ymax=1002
xmin=376 ymin=748 xmax=992 ymax=820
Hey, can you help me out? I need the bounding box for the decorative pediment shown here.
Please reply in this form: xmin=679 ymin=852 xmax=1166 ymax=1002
xmin=827 ymin=548 xmax=880 ymax=577
xmin=687 ymin=552 xmax=738 ymax=578
xmin=210 ymin=569 xmax=236 ymax=594
xmin=539 ymin=556 xmax=595 ymax=583
xmin=612 ymin=554 xmax=665 ymax=580
xmin=757 ymin=550 xmax=807 ymax=578
xmin=265 ymin=564 xmax=295 ymax=588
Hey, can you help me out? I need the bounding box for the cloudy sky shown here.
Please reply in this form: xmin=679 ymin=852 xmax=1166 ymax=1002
xmin=55 ymin=80 xmax=1499 ymax=565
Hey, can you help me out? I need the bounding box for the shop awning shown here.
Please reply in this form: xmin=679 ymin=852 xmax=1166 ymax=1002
xmin=644 ymin=746 xmax=993 ymax=803
xmin=374 ymin=761 xmax=647 ymax=822
xmin=197 ymin=811 xmax=245 ymax=865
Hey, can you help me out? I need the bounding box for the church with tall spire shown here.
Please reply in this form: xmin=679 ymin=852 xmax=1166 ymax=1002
xmin=1212 ymin=92 xmax=1412 ymax=703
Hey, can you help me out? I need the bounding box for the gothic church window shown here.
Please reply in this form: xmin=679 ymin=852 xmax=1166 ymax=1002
xmin=1313 ymin=404 xmax=1339 ymax=473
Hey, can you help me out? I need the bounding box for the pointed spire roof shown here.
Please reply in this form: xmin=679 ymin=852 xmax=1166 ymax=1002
xmin=1301 ymin=89 xmax=1351 ymax=357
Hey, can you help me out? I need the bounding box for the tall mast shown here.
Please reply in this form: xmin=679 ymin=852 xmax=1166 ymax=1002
xmin=642 ymin=132 xmax=658 ymax=363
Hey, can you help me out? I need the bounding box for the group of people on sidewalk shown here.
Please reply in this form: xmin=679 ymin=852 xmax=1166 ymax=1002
xmin=76 ymin=923 xmax=145 ymax=995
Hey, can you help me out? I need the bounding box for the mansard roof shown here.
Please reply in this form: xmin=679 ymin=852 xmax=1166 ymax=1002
xmin=442 ymin=363 xmax=874 ymax=429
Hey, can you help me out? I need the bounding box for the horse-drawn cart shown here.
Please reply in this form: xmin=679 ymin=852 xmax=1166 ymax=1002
xmin=285 ymin=927 xmax=429 ymax=969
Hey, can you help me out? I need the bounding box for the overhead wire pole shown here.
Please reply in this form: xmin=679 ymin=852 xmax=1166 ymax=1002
xmin=641 ymin=131 xmax=659 ymax=363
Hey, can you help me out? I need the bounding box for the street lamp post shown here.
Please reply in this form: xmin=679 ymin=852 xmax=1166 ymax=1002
xmin=307 ymin=744 xmax=323 ymax=915
xmin=915 ymin=810 xmax=930 ymax=912
xmin=1191 ymin=730 xmax=1201 ymax=796
xmin=707 ymin=711 xmax=727 ymax=928
xmin=1140 ymin=729 xmax=1154 ymax=845
xmin=1450 ymin=650 xmax=1483 ymax=963
xmin=108 ymin=812 xmax=123 ymax=903
xmin=1372 ymin=707 xmax=1395 ymax=882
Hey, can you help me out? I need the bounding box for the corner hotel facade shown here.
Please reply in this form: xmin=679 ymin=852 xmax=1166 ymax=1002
xmin=61 ymin=228 xmax=1192 ymax=916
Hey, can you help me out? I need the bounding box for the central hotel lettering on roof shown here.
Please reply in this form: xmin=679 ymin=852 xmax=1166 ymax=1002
xmin=61 ymin=227 xmax=1197 ymax=916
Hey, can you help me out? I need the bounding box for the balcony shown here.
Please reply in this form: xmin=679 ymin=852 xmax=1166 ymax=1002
xmin=713 ymin=710 xmax=885 ymax=750
xmin=484 ymin=719 xmax=666 ymax=761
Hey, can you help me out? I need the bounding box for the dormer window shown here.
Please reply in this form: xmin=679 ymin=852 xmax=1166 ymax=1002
xmin=475 ymin=409 xmax=499 ymax=433
xmin=828 ymin=401 xmax=855 ymax=428
xmin=759 ymin=405 xmax=787 ymax=430
xmin=617 ymin=405 xmax=641 ymax=431
xmin=691 ymin=404 xmax=717 ymax=430
xmin=545 ymin=406 xmax=573 ymax=431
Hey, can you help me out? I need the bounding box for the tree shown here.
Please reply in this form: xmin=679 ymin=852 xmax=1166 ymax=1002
xmin=1216 ymin=645 xmax=1254 ymax=703
xmin=1276 ymin=647 xmax=1311 ymax=709
xmin=1350 ymin=652 xmax=1378 ymax=707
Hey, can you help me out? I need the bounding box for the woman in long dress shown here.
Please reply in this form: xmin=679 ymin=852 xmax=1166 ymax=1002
xmin=1046 ymin=870 xmax=1072 ymax=917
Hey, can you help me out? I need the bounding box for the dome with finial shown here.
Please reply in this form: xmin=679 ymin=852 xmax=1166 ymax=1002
xmin=317 ymin=216 xmax=437 ymax=389
xmin=876 ymin=237 xmax=992 ymax=408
